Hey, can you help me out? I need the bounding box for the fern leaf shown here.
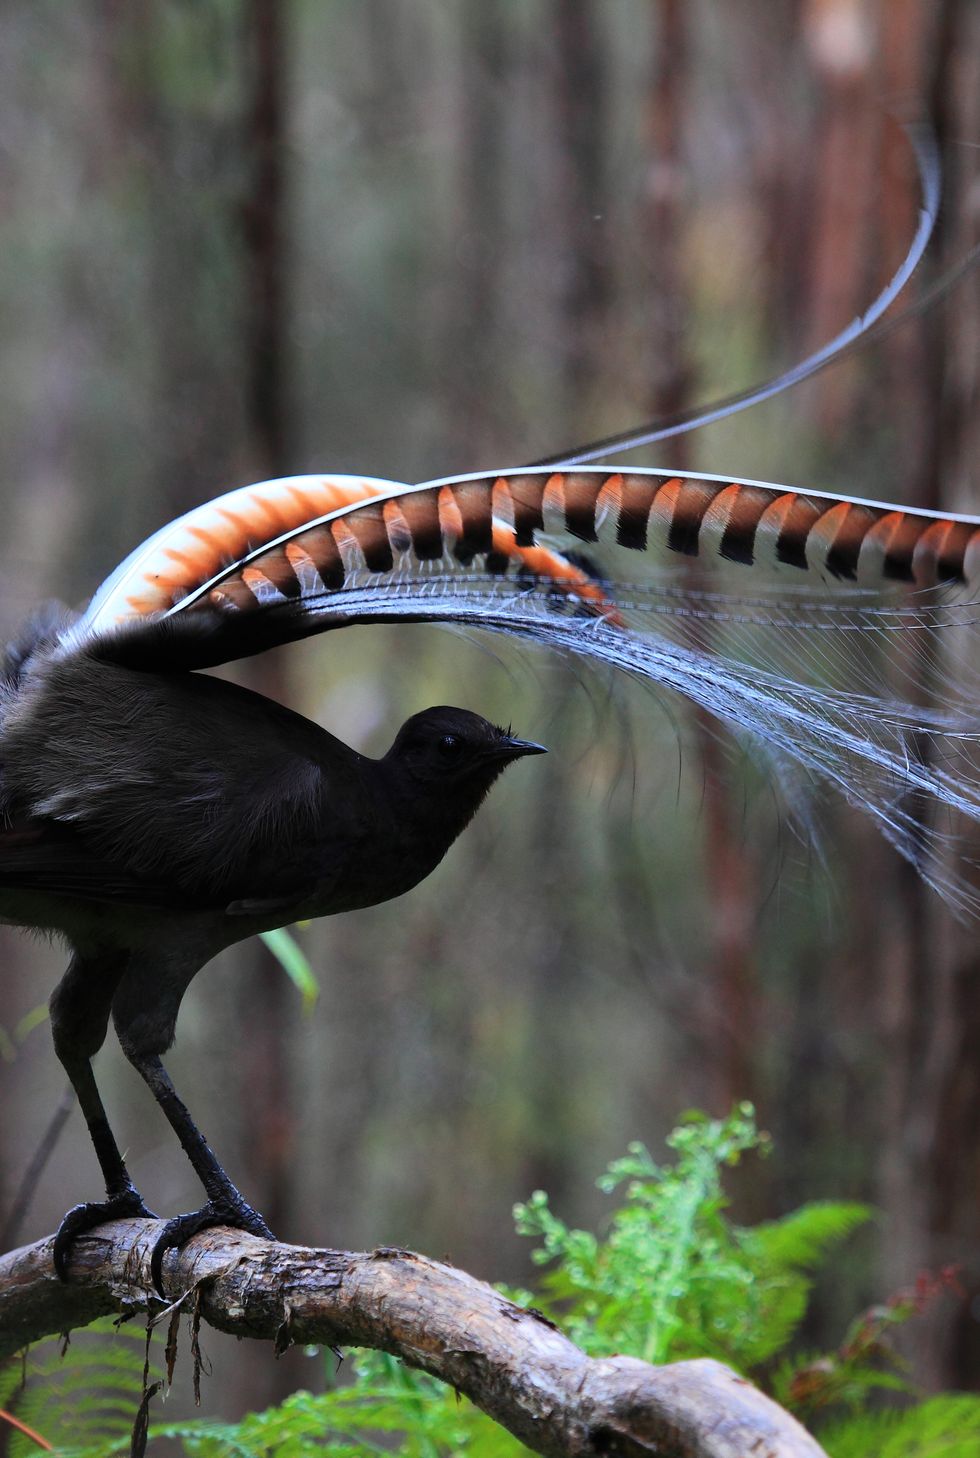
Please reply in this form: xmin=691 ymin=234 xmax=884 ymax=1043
xmin=822 ymin=1394 xmax=980 ymax=1457
xmin=746 ymin=1202 xmax=872 ymax=1271
xmin=7 ymin=1320 xmax=159 ymax=1458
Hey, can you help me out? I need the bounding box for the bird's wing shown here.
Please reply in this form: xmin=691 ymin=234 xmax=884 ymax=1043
xmin=0 ymin=658 xmax=340 ymax=908
xmin=0 ymin=807 xmax=325 ymax=913
xmin=68 ymin=465 xmax=980 ymax=918
xmin=0 ymin=825 xmax=211 ymax=906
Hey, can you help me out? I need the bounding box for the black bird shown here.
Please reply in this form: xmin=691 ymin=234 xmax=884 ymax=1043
xmin=2 ymin=153 xmax=966 ymax=1290
xmin=0 ymin=482 xmax=549 ymax=1292
xmin=6 ymin=449 xmax=980 ymax=1293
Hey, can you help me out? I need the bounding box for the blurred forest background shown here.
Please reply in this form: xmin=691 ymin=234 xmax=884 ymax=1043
xmin=0 ymin=0 xmax=978 ymax=1423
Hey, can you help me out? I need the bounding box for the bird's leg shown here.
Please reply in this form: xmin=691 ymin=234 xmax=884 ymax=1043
xmin=124 ymin=1050 xmax=274 ymax=1295
xmin=49 ymin=954 xmax=156 ymax=1280
xmin=111 ymin=956 xmax=275 ymax=1295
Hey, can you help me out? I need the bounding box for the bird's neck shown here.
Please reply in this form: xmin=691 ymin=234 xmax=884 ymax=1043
xmin=374 ymin=763 xmax=495 ymax=868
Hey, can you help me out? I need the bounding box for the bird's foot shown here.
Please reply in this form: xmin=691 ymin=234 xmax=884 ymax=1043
xmin=53 ymin=1186 xmax=158 ymax=1281
xmin=150 ymin=1195 xmax=274 ymax=1297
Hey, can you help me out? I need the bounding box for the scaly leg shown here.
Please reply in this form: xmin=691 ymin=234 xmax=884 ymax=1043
xmin=124 ymin=1050 xmax=274 ymax=1295
xmin=49 ymin=953 xmax=156 ymax=1280
xmin=111 ymin=948 xmax=275 ymax=1294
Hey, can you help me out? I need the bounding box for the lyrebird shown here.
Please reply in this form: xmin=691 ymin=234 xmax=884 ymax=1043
xmin=3 ymin=126 xmax=978 ymax=1296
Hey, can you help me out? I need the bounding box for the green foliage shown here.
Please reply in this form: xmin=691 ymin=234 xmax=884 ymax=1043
xmin=2 ymin=1106 xmax=976 ymax=1458
xmin=0 ymin=1318 xmax=164 ymax=1458
xmin=260 ymin=927 xmax=319 ymax=1015
xmin=147 ymin=1354 xmax=528 ymax=1458
xmin=514 ymin=1103 xmax=869 ymax=1368
xmin=0 ymin=1001 xmax=50 ymax=1062
xmin=771 ymin=1266 xmax=970 ymax=1426
xmin=821 ymin=1397 xmax=980 ymax=1458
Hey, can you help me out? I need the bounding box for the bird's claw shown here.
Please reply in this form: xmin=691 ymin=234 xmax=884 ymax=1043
xmin=53 ymin=1187 xmax=158 ymax=1281
xmin=150 ymin=1197 xmax=274 ymax=1297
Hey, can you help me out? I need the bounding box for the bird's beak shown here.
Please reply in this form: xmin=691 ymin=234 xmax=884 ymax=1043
xmin=495 ymin=734 xmax=548 ymax=761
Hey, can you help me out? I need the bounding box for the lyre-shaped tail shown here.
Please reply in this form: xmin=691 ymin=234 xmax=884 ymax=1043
xmin=70 ymin=465 xmax=980 ymax=918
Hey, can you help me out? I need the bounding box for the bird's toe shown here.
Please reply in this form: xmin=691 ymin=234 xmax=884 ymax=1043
xmin=150 ymin=1198 xmax=275 ymax=1296
xmin=53 ymin=1187 xmax=158 ymax=1281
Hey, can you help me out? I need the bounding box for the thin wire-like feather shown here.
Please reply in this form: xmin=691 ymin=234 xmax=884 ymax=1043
xmin=69 ymin=121 xmax=979 ymax=916
xmin=74 ymin=466 xmax=980 ymax=918
xmin=536 ymin=125 xmax=943 ymax=467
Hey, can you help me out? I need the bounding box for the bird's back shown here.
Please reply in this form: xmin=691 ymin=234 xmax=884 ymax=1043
xmin=0 ymin=643 xmax=367 ymax=914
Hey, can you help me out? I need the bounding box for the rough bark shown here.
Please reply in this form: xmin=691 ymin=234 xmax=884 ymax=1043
xmin=0 ymin=1220 xmax=827 ymax=1458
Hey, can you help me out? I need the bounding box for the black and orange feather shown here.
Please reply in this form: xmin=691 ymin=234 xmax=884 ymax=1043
xmin=22 ymin=120 xmax=980 ymax=919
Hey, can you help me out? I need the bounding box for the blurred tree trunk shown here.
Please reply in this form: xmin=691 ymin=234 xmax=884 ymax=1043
xmin=645 ymin=3 xmax=762 ymax=1130
xmin=879 ymin=0 xmax=980 ymax=1391
xmin=234 ymin=0 xmax=301 ymax=1409
xmin=801 ymin=0 xmax=878 ymax=433
xmin=868 ymin=0 xmax=941 ymax=1376
xmin=446 ymin=6 xmax=508 ymax=464
xmin=104 ymin=0 xmax=247 ymax=519
xmin=514 ymin=0 xmax=611 ymax=1212
xmin=551 ymin=0 xmax=607 ymax=415
xmin=644 ymin=0 xmax=693 ymax=456
xmin=796 ymin=0 xmax=980 ymax=1390
xmin=242 ymin=0 xmax=289 ymax=472
xmin=790 ymin=0 xmax=885 ymax=1338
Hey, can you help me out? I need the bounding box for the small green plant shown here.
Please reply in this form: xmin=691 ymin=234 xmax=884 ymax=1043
xmin=2 ymin=1106 xmax=977 ymax=1457
xmin=513 ymin=1104 xmax=869 ymax=1369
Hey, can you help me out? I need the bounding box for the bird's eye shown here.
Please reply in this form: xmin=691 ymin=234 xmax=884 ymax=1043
xmin=437 ymin=733 xmax=463 ymax=759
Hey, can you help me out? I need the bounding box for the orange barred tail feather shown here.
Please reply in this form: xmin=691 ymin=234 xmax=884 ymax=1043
xmin=82 ymin=474 xmax=406 ymax=626
xmin=81 ymin=467 xmax=980 ymax=651
xmin=80 ymin=471 xmax=630 ymax=653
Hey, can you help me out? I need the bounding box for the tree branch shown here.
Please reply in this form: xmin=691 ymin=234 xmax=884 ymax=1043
xmin=0 ymin=1221 xmax=827 ymax=1458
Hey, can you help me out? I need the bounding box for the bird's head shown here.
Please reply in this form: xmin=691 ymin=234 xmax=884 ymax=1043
xmin=384 ymin=706 xmax=546 ymax=819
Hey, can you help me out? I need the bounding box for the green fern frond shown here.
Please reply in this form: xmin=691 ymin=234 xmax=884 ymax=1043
xmin=746 ymin=1202 xmax=872 ymax=1272
xmin=5 ymin=1318 xmax=160 ymax=1458
xmin=148 ymin=1361 xmax=530 ymax=1458
xmin=514 ymin=1105 xmax=852 ymax=1369
xmin=725 ymin=1276 xmax=810 ymax=1365
xmin=822 ymin=1395 xmax=980 ymax=1457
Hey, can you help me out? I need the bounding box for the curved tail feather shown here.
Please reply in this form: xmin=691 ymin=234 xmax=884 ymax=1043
xmin=536 ymin=125 xmax=944 ymax=467
xmin=80 ymin=468 xmax=980 ymax=648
